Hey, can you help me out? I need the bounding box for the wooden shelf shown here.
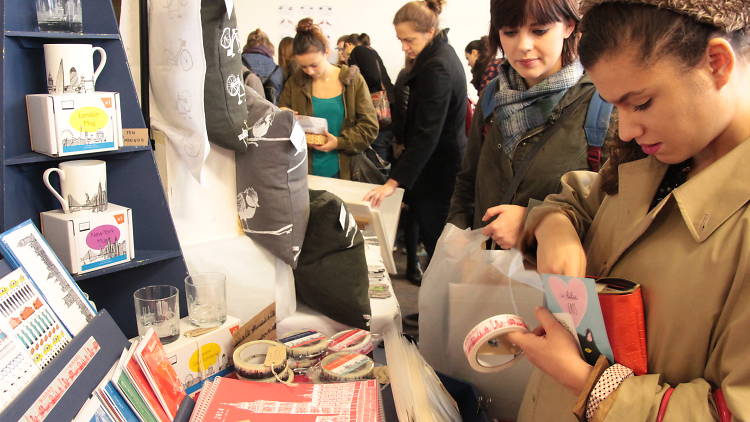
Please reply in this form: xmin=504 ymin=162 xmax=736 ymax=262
xmin=5 ymin=146 xmax=152 ymax=165
xmin=73 ymin=249 xmax=183 ymax=282
xmin=5 ymin=30 xmax=120 ymax=39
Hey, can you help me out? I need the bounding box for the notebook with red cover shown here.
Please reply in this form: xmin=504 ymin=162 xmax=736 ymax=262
xmin=190 ymin=377 xmax=382 ymax=422
xmin=597 ymin=278 xmax=648 ymax=375
xmin=123 ymin=341 xmax=171 ymax=422
xmin=134 ymin=328 xmax=186 ymax=420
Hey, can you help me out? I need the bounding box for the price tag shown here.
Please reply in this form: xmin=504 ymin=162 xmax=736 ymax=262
xmin=122 ymin=128 xmax=149 ymax=147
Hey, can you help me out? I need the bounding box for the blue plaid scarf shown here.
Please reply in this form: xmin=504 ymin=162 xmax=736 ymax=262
xmin=493 ymin=60 xmax=584 ymax=155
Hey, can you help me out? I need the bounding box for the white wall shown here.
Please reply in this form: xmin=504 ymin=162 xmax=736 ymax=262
xmin=235 ymin=0 xmax=491 ymax=100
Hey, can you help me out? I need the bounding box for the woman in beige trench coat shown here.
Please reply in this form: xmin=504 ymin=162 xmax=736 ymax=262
xmin=507 ymin=0 xmax=750 ymax=421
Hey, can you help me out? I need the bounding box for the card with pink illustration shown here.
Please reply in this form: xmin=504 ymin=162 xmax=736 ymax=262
xmin=542 ymin=274 xmax=613 ymax=365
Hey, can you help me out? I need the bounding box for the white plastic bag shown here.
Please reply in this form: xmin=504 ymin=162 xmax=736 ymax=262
xmin=418 ymin=224 xmax=543 ymax=420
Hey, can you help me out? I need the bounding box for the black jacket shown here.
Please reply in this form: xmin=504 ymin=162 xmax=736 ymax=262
xmin=348 ymin=46 xmax=392 ymax=94
xmin=390 ymin=30 xmax=467 ymax=200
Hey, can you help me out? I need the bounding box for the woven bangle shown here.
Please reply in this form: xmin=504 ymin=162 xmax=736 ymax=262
xmin=585 ymin=364 xmax=634 ymax=421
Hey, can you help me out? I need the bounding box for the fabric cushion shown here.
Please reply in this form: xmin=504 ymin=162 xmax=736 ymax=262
xmin=201 ymin=0 xmax=249 ymax=152
xmin=293 ymin=190 xmax=371 ymax=329
xmin=235 ymin=102 xmax=309 ymax=268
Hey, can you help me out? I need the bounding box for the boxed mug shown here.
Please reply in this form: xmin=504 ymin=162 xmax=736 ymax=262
xmin=26 ymin=91 xmax=123 ymax=157
xmin=40 ymin=203 xmax=134 ymax=274
xmin=162 ymin=316 xmax=240 ymax=395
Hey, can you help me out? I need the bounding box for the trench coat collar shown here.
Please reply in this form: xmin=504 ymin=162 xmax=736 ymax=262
xmin=617 ymin=138 xmax=750 ymax=245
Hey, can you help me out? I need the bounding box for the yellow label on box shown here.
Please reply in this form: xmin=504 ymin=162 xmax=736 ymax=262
xmin=189 ymin=342 xmax=221 ymax=373
xmin=69 ymin=107 xmax=108 ymax=132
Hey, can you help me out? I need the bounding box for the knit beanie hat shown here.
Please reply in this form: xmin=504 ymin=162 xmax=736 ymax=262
xmin=581 ymin=0 xmax=750 ymax=32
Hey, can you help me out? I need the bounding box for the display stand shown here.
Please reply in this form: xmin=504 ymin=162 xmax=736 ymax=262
xmin=0 ymin=0 xmax=189 ymax=338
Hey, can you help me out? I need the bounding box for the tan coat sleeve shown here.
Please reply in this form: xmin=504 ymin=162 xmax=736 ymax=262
xmin=592 ymin=261 xmax=750 ymax=421
xmin=519 ymin=168 xmax=608 ymax=255
xmin=337 ymin=72 xmax=378 ymax=154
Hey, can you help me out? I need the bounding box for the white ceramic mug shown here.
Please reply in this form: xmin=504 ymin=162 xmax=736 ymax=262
xmin=43 ymin=43 xmax=107 ymax=94
xmin=43 ymin=160 xmax=108 ymax=213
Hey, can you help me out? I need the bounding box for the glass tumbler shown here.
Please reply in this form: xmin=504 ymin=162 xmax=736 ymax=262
xmin=184 ymin=272 xmax=227 ymax=328
xmin=36 ymin=0 xmax=82 ymax=33
xmin=133 ymin=285 xmax=180 ymax=344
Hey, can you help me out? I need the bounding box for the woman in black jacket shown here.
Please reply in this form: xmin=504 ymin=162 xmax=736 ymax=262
xmin=365 ymin=0 xmax=467 ymax=259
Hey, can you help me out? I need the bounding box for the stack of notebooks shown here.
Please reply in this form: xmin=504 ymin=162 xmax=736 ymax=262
xmin=190 ymin=377 xmax=383 ymax=422
xmin=72 ymin=328 xmax=188 ymax=422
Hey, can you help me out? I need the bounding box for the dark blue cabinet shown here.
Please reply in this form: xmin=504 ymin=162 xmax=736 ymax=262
xmin=1 ymin=0 xmax=189 ymax=338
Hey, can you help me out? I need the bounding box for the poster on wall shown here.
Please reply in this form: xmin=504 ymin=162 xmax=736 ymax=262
xmin=278 ymin=3 xmax=336 ymax=48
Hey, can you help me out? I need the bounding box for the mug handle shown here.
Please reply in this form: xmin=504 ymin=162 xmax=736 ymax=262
xmin=92 ymin=47 xmax=107 ymax=86
xmin=42 ymin=168 xmax=70 ymax=213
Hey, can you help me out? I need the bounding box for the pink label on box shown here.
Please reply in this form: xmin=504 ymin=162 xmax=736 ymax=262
xmin=86 ymin=225 xmax=120 ymax=250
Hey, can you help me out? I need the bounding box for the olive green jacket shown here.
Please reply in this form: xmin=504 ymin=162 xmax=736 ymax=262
xmin=279 ymin=64 xmax=378 ymax=180
xmin=448 ymin=75 xmax=613 ymax=230
xmin=518 ymin=139 xmax=750 ymax=421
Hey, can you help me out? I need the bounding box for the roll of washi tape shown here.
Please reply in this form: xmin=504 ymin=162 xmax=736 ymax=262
xmin=237 ymin=365 xmax=295 ymax=383
xmin=278 ymin=329 xmax=329 ymax=359
xmin=463 ymin=314 xmax=529 ymax=373
xmin=319 ymin=352 xmax=375 ymax=382
xmin=289 ymin=355 xmax=324 ymax=374
xmin=327 ymin=329 xmax=373 ymax=355
xmin=233 ymin=340 xmax=288 ymax=380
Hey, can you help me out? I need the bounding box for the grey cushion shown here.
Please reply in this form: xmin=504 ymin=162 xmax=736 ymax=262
xmin=235 ymin=106 xmax=309 ymax=267
xmin=201 ymin=0 xmax=249 ymax=152
xmin=293 ymin=190 xmax=371 ymax=329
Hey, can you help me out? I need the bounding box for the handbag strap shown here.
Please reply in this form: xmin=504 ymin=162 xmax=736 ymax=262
xmin=657 ymin=388 xmax=731 ymax=422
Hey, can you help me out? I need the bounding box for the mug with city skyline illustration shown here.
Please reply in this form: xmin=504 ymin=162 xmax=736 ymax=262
xmin=43 ymin=43 xmax=107 ymax=94
xmin=43 ymin=159 xmax=107 ymax=213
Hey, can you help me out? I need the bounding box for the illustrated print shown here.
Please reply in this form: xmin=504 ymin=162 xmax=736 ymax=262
xmin=237 ymin=187 xmax=260 ymax=230
xmin=251 ymin=113 xmax=275 ymax=139
xmin=238 ymin=120 xmax=257 ymax=147
xmin=176 ymin=90 xmax=192 ymax=119
xmin=177 ymin=128 xmax=203 ymax=158
xmin=164 ymin=39 xmax=194 ymax=71
xmin=578 ymin=328 xmax=601 ymax=365
xmin=220 ymin=27 xmax=241 ymax=57
xmin=163 ymin=0 xmax=189 ymax=20
xmin=287 ymin=148 xmax=307 ymax=174
xmin=66 ymin=182 xmax=108 ymax=213
xmin=225 ymin=74 xmax=246 ymax=105
xmin=244 ymin=224 xmax=293 ymax=236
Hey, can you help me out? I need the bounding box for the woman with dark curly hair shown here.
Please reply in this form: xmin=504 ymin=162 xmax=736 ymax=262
xmin=511 ymin=1 xmax=750 ymax=420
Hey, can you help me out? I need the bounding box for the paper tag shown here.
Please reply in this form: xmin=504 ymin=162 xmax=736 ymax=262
xmin=290 ymin=121 xmax=306 ymax=153
xmin=264 ymin=344 xmax=286 ymax=367
xmin=123 ymin=128 xmax=150 ymax=147
xmin=225 ymin=0 xmax=234 ymax=17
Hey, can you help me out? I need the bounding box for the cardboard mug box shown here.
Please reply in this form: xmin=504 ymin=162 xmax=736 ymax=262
xmin=40 ymin=203 xmax=134 ymax=274
xmin=26 ymin=92 xmax=124 ymax=157
xmin=163 ymin=316 xmax=240 ymax=394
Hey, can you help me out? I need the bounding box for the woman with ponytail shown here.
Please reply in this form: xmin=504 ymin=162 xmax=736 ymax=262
xmin=364 ymin=0 xmax=468 ymax=262
xmin=464 ymin=36 xmax=503 ymax=94
xmin=279 ymin=18 xmax=378 ymax=179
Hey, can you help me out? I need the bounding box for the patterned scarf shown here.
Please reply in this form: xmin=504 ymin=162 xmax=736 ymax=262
xmin=493 ymin=60 xmax=584 ymax=155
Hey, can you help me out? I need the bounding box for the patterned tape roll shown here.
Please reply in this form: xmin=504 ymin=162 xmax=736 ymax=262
xmin=320 ymin=352 xmax=375 ymax=382
xmin=327 ymin=329 xmax=373 ymax=355
xmin=289 ymin=355 xmax=324 ymax=374
xmin=278 ymin=329 xmax=329 ymax=359
xmin=233 ymin=340 xmax=288 ymax=380
xmin=463 ymin=314 xmax=529 ymax=373
xmin=237 ymin=366 xmax=295 ymax=383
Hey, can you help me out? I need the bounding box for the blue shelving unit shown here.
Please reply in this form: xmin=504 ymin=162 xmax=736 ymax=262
xmin=1 ymin=0 xmax=189 ymax=338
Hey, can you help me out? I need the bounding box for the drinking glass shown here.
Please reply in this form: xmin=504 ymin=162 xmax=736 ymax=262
xmin=133 ymin=285 xmax=180 ymax=344
xmin=36 ymin=0 xmax=82 ymax=33
xmin=184 ymin=272 xmax=227 ymax=327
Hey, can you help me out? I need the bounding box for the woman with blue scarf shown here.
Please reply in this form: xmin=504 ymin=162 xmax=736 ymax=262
xmin=447 ymin=0 xmax=614 ymax=248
